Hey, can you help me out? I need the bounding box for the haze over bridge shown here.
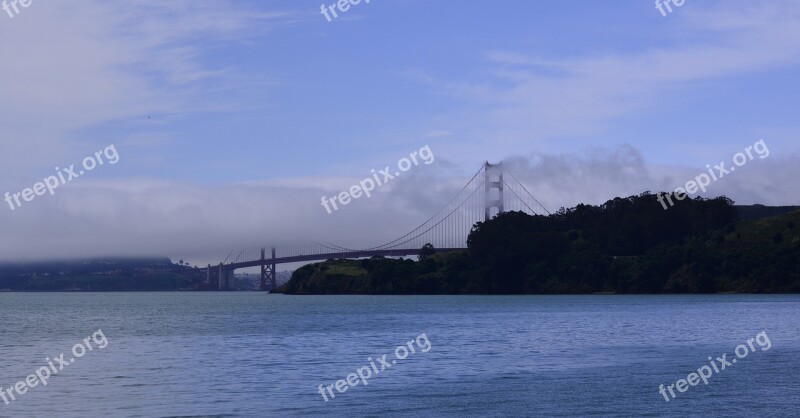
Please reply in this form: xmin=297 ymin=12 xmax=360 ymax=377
xmin=210 ymin=162 xmax=549 ymax=290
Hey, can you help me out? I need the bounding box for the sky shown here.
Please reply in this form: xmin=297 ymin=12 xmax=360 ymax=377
xmin=0 ymin=0 xmax=798 ymax=265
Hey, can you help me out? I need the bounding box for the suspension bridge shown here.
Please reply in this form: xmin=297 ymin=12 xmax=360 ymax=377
xmin=209 ymin=162 xmax=550 ymax=290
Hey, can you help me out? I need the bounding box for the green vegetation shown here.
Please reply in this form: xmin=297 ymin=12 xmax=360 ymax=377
xmin=0 ymin=258 xmax=206 ymax=291
xmin=279 ymin=193 xmax=800 ymax=294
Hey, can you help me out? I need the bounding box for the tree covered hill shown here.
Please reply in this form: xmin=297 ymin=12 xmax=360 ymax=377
xmin=279 ymin=193 xmax=800 ymax=295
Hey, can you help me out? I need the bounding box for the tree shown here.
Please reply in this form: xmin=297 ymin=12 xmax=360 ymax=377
xmin=418 ymin=243 xmax=436 ymax=261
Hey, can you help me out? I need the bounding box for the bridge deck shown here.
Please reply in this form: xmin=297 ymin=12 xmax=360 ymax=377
xmin=226 ymin=248 xmax=465 ymax=270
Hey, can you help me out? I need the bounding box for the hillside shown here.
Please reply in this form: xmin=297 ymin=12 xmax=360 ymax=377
xmin=278 ymin=193 xmax=800 ymax=295
xmin=0 ymin=258 xmax=206 ymax=291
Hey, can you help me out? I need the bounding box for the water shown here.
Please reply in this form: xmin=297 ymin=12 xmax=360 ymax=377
xmin=0 ymin=293 xmax=798 ymax=417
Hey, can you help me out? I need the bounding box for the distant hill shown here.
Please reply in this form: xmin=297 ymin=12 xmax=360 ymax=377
xmin=736 ymin=204 xmax=800 ymax=221
xmin=0 ymin=257 xmax=172 ymax=274
xmin=0 ymin=257 xmax=206 ymax=291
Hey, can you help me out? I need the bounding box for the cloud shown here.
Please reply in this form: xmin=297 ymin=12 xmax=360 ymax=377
xmin=0 ymin=167 xmax=457 ymax=264
xmin=0 ymin=0 xmax=295 ymax=178
xmin=504 ymin=145 xmax=800 ymax=211
xmin=1 ymin=145 xmax=796 ymax=264
xmin=423 ymin=1 xmax=800 ymax=146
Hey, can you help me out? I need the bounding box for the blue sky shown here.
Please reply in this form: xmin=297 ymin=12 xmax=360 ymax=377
xmin=0 ymin=0 xmax=798 ymax=262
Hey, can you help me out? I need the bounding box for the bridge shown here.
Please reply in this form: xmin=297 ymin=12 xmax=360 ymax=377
xmin=209 ymin=162 xmax=549 ymax=291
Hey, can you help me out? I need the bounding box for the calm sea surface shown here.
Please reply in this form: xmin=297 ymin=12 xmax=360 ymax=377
xmin=0 ymin=293 xmax=798 ymax=417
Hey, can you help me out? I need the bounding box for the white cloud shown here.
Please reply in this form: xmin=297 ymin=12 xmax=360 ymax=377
xmin=0 ymin=0 xmax=295 ymax=177
xmin=425 ymin=1 xmax=800 ymax=147
xmin=1 ymin=145 xmax=795 ymax=264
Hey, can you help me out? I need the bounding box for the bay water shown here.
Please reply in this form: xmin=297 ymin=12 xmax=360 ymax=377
xmin=1 ymin=293 xmax=798 ymax=417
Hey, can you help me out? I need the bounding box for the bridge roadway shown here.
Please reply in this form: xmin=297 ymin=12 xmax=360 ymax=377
xmin=226 ymin=247 xmax=465 ymax=270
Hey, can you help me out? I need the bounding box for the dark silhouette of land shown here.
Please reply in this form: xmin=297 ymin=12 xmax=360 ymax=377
xmin=0 ymin=257 xmax=206 ymax=291
xmin=279 ymin=194 xmax=800 ymax=294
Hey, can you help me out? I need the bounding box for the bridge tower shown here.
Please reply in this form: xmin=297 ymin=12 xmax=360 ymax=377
xmin=218 ymin=263 xmax=235 ymax=290
xmin=484 ymin=162 xmax=504 ymax=221
xmin=260 ymin=247 xmax=277 ymax=291
xmin=218 ymin=263 xmax=224 ymax=290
